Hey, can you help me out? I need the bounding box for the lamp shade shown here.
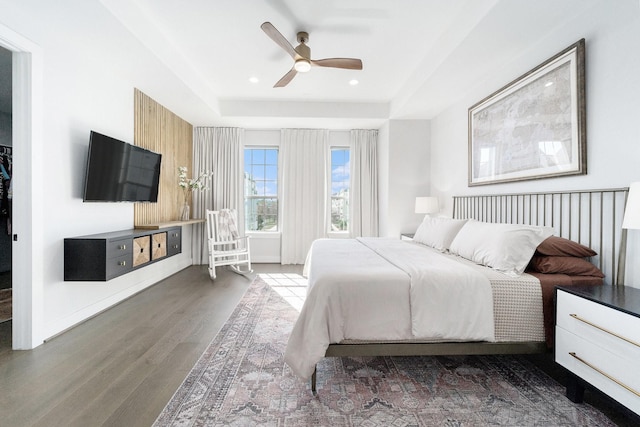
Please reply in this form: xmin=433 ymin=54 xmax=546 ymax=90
xmin=623 ymin=182 xmax=640 ymax=229
xmin=415 ymin=196 xmax=439 ymax=214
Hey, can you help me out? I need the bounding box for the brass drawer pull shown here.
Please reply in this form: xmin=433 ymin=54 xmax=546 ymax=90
xmin=118 ymin=244 xmax=127 ymax=250
xmin=569 ymin=313 xmax=640 ymax=348
xmin=569 ymin=352 xmax=640 ymax=397
xmin=118 ymin=261 xmax=126 ymax=266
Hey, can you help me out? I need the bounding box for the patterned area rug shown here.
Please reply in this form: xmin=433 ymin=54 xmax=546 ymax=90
xmin=154 ymin=275 xmax=615 ymax=426
xmin=0 ymin=288 xmax=11 ymax=323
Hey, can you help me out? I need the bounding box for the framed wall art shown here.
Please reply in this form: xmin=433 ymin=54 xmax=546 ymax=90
xmin=468 ymin=39 xmax=586 ymax=186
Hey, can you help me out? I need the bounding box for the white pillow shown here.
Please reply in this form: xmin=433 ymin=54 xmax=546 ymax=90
xmin=413 ymin=217 xmax=468 ymax=252
xmin=449 ymin=220 xmax=554 ymax=276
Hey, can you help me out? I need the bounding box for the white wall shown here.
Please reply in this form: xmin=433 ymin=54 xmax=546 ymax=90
xmin=430 ymin=1 xmax=640 ymax=285
xmin=0 ymin=0 xmax=219 ymax=345
xmin=378 ymin=120 xmax=431 ymax=237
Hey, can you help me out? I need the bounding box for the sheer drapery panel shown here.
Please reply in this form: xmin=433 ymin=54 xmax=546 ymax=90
xmin=349 ymin=129 xmax=379 ymax=237
xmin=280 ymin=129 xmax=329 ymax=264
xmin=192 ymin=127 xmax=244 ymax=265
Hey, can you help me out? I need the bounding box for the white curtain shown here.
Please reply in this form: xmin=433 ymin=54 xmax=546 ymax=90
xmin=349 ymin=129 xmax=379 ymax=237
xmin=192 ymin=127 xmax=244 ymax=264
xmin=280 ymin=129 xmax=329 ymax=264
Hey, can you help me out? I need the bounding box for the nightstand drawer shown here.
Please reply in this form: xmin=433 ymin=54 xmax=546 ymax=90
xmin=556 ymin=327 xmax=640 ymax=414
xmin=556 ymin=290 xmax=640 ymax=359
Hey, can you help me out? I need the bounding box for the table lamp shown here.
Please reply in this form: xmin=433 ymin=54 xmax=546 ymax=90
xmin=415 ymin=196 xmax=439 ymax=216
xmin=619 ymin=182 xmax=640 ymax=285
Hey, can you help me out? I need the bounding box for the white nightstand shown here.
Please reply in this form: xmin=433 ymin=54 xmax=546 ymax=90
xmin=555 ymin=285 xmax=640 ymax=416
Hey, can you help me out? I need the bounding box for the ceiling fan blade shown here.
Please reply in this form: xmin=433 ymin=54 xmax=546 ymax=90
xmin=274 ymin=68 xmax=298 ymax=87
xmin=261 ymin=22 xmax=297 ymax=59
xmin=311 ymin=58 xmax=363 ymax=70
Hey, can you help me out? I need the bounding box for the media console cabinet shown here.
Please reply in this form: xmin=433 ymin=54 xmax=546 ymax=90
xmin=64 ymin=226 xmax=182 ymax=281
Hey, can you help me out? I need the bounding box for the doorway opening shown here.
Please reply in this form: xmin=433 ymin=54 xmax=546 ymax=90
xmin=0 ymin=22 xmax=42 ymax=350
xmin=0 ymin=45 xmax=12 ymax=343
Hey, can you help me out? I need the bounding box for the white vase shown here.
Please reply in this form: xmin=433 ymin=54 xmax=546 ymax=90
xmin=180 ymin=204 xmax=190 ymax=221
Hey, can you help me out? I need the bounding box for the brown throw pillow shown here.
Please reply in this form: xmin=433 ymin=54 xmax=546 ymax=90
xmin=528 ymin=255 xmax=604 ymax=277
xmin=536 ymin=236 xmax=597 ymax=257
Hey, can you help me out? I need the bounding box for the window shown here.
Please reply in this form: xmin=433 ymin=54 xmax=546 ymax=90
xmin=244 ymin=148 xmax=278 ymax=231
xmin=330 ymin=148 xmax=350 ymax=232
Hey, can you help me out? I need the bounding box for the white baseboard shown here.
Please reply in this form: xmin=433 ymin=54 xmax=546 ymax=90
xmin=252 ymin=256 xmax=281 ymax=263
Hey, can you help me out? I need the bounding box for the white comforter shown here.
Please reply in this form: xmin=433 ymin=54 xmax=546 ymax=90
xmin=285 ymin=238 xmax=495 ymax=379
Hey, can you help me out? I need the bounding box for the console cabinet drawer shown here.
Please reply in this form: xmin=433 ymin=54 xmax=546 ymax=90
xmin=167 ymin=229 xmax=182 ymax=256
xmin=106 ymin=253 xmax=133 ymax=279
xmin=107 ymin=238 xmax=132 ymax=259
xmin=152 ymin=232 xmax=167 ymax=260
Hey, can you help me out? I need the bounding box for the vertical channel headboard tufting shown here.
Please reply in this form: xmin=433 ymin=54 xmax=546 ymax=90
xmin=452 ymin=188 xmax=629 ymax=285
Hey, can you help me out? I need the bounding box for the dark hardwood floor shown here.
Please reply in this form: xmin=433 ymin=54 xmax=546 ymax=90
xmin=0 ymin=264 xmax=301 ymax=427
xmin=0 ymin=263 xmax=637 ymax=426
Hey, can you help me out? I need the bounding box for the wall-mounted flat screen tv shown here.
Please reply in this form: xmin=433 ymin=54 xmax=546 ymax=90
xmin=83 ymin=131 xmax=162 ymax=202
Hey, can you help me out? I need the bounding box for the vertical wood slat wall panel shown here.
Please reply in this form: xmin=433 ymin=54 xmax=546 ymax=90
xmin=133 ymin=89 xmax=193 ymax=226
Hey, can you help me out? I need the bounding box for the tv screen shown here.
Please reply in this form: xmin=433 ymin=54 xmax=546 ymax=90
xmin=83 ymin=131 xmax=162 ymax=202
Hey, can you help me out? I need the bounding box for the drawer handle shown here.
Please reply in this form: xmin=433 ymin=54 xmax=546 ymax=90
xmin=569 ymin=352 xmax=640 ymax=397
xmin=118 ymin=244 xmax=127 ymax=250
xmin=569 ymin=313 xmax=640 ymax=348
xmin=118 ymin=261 xmax=126 ymax=266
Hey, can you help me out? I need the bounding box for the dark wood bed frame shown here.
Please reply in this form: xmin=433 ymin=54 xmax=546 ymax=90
xmin=310 ymin=188 xmax=629 ymax=393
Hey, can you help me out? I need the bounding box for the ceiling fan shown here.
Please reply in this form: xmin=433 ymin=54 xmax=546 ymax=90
xmin=260 ymin=21 xmax=363 ymax=88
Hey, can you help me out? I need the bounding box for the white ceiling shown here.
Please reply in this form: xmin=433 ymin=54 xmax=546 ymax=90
xmin=0 ymin=1 xmax=592 ymax=127
xmin=101 ymin=0 xmax=506 ymax=128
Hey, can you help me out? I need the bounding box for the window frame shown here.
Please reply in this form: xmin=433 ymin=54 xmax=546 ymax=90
xmin=243 ymin=146 xmax=279 ymax=233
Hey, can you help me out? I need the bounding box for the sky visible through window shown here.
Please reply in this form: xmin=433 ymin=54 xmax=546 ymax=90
xmin=244 ymin=149 xmax=278 ymax=196
xmin=331 ymin=149 xmax=350 ymax=195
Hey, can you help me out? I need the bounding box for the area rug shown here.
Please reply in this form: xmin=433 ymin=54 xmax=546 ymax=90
xmin=0 ymin=288 xmax=11 ymax=323
xmin=153 ymin=275 xmax=615 ymax=427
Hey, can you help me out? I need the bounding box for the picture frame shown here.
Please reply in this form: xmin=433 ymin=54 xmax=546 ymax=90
xmin=468 ymin=39 xmax=586 ymax=186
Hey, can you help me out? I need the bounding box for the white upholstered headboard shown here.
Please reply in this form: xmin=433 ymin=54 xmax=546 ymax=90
xmin=452 ymin=188 xmax=629 ymax=285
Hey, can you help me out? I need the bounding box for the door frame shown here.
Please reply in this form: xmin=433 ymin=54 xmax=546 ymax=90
xmin=0 ymin=23 xmax=44 ymax=349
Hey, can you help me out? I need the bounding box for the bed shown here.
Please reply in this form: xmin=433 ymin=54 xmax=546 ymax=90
xmin=284 ymin=188 xmax=628 ymax=392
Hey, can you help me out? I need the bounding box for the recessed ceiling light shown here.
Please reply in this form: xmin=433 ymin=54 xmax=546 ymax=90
xmin=249 ymin=76 xmax=259 ymax=84
xmin=349 ymin=79 xmax=359 ymax=86
xmin=544 ymin=81 xmax=554 ymax=87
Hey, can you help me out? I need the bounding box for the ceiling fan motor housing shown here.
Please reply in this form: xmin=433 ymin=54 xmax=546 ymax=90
xmin=295 ymin=39 xmax=310 ymax=59
xmin=296 ymin=31 xmax=309 ymax=44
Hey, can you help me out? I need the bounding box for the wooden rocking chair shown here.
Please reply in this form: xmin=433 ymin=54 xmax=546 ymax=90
xmin=206 ymin=209 xmax=252 ymax=280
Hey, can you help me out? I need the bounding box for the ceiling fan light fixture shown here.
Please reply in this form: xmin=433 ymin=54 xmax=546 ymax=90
xmin=260 ymin=22 xmax=362 ymax=87
xmin=294 ymin=58 xmax=311 ymax=73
